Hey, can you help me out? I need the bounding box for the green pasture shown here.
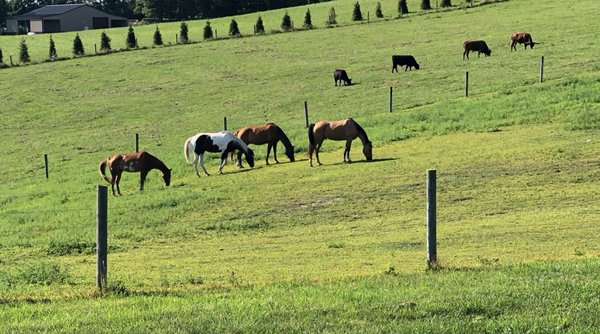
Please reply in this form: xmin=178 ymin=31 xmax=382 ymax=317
xmin=1 ymin=0 xmax=599 ymax=331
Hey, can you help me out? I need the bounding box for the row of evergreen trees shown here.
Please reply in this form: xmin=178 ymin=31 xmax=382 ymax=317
xmin=2 ymin=0 xmax=454 ymax=65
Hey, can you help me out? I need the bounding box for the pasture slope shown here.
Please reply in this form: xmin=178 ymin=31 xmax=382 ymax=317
xmin=1 ymin=0 xmax=599 ymax=332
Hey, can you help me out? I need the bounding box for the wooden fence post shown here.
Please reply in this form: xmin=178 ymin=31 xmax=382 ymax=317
xmin=135 ymin=133 xmax=139 ymax=152
xmin=94 ymin=44 xmax=97 ymax=54
xmin=44 ymin=154 xmax=49 ymax=179
xmin=465 ymin=69 xmax=469 ymax=97
xmin=540 ymin=56 xmax=544 ymax=83
xmin=389 ymin=86 xmax=393 ymax=113
xmin=176 ymin=34 xmax=178 ymax=44
xmin=215 ymin=29 xmax=218 ymax=39
xmin=367 ymin=12 xmax=370 ymax=24
xmin=304 ymin=101 xmax=309 ymax=128
xmin=427 ymin=169 xmax=437 ymax=266
xmin=97 ymin=185 xmax=108 ymax=290
xmin=9 ymin=55 xmax=13 ymax=66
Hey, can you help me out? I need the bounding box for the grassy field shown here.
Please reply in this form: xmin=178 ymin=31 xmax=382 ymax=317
xmin=1 ymin=0 xmax=599 ymax=331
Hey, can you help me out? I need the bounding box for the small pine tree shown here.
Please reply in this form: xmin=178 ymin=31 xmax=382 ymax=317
xmin=203 ymin=21 xmax=213 ymax=40
xmin=352 ymin=2 xmax=363 ymax=21
xmin=180 ymin=22 xmax=189 ymax=43
xmin=19 ymin=38 xmax=30 ymax=63
xmin=126 ymin=25 xmax=136 ymax=48
xmin=328 ymin=7 xmax=337 ymax=25
xmin=72 ymin=34 xmax=85 ymax=56
xmin=398 ymin=0 xmax=409 ymax=15
xmin=303 ymin=8 xmax=313 ymax=29
xmin=375 ymin=2 xmax=384 ymax=18
xmin=421 ymin=0 xmax=432 ymax=10
xmin=254 ymin=16 xmax=265 ymax=34
xmin=229 ymin=19 xmax=241 ymax=37
xmin=153 ymin=26 xmax=163 ymax=46
xmin=441 ymin=0 xmax=452 ymax=7
xmin=48 ymin=35 xmax=57 ymax=59
xmin=100 ymin=31 xmax=111 ymax=52
xmin=281 ymin=11 xmax=292 ymax=31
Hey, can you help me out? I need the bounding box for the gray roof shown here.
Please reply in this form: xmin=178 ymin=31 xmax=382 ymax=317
xmin=9 ymin=4 xmax=86 ymax=18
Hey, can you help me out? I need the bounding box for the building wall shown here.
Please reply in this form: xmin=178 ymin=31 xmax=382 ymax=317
xmin=6 ymin=19 xmax=18 ymax=33
xmin=57 ymin=6 xmax=126 ymax=32
xmin=30 ymin=19 xmax=43 ymax=33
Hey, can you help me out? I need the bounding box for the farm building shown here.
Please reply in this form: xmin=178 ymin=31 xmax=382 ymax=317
xmin=5 ymin=4 xmax=128 ymax=34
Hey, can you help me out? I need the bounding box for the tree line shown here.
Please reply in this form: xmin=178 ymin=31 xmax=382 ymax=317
xmin=0 ymin=0 xmax=333 ymax=27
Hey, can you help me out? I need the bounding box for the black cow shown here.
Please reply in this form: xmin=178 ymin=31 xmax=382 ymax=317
xmin=392 ymin=55 xmax=420 ymax=72
xmin=463 ymin=40 xmax=492 ymax=59
xmin=333 ymin=69 xmax=352 ymax=86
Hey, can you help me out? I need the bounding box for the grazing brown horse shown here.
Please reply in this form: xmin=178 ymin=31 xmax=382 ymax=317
xmin=308 ymin=118 xmax=372 ymax=167
xmin=233 ymin=122 xmax=295 ymax=167
xmin=99 ymin=151 xmax=172 ymax=196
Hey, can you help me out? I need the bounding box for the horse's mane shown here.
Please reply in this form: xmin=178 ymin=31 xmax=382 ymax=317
xmin=352 ymin=119 xmax=371 ymax=143
xmin=275 ymin=125 xmax=293 ymax=150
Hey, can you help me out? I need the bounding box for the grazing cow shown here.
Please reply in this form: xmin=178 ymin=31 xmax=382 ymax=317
xmin=511 ymin=32 xmax=535 ymax=51
xmin=392 ymin=55 xmax=420 ymax=72
xmin=334 ymin=69 xmax=352 ymax=86
xmin=463 ymin=40 xmax=492 ymax=60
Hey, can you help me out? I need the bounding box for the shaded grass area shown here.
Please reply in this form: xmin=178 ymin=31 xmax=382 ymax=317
xmin=1 ymin=258 xmax=599 ymax=332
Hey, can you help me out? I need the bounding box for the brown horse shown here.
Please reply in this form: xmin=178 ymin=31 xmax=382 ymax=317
xmin=233 ymin=122 xmax=295 ymax=167
xmin=99 ymin=151 xmax=172 ymax=196
xmin=308 ymin=118 xmax=372 ymax=167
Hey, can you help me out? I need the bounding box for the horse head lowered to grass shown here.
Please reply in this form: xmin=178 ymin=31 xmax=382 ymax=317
xmin=233 ymin=122 xmax=295 ymax=167
xmin=184 ymin=131 xmax=254 ymax=176
xmin=99 ymin=151 xmax=171 ymax=196
xmin=308 ymin=118 xmax=372 ymax=167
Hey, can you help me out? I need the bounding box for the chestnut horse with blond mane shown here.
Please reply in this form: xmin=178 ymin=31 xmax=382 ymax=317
xmin=99 ymin=151 xmax=172 ymax=196
xmin=233 ymin=122 xmax=295 ymax=167
xmin=308 ymin=118 xmax=372 ymax=167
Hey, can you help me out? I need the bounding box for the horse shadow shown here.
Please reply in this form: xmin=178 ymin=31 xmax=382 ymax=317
xmin=318 ymin=157 xmax=398 ymax=166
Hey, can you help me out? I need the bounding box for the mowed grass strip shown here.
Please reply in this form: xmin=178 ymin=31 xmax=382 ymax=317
xmin=1 ymin=258 xmax=599 ymax=333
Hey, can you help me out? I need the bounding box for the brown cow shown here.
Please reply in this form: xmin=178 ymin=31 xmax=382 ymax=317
xmin=511 ymin=32 xmax=535 ymax=51
xmin=463 ymin=40 xmax=492 ymax=60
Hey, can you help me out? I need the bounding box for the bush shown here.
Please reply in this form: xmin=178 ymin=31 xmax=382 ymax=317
xmin=303 ymin=8 xmax=313 ymax=29
xmin=153 ymin=26 xmax=163 ymax=46
xmin=126 ymin=25 xmax=136 ymax=48
xmin=328 ymin=7 xmax=337 ymax=25
xmin=281 ymin=11 xmax=292 ymax=31
xmin=48 ymin=35 xmax=57 ymax=59
xmin=352 ymin=2 xmax=363 ymax=21
xmin=100 ymin=31 xmax=111 ymax=52
xmin=17 ymin=262 xmax=70 ymax=285
xmin=398 ymin=0 xmax=409 ymax=15
xmin=72 ymin=34 xmax=84 ymax=56
xmin=421 ymin=0 xmax=432 ymax=10
xmin=180 ymin=21 xmax=189 ymax=43
xmin=375 ymin=2 xmax=384 ymax=18
xmin=255 ymin=16 xmax=265 ymax=34
xmin=203 ymin=21 xmax=213 ymax=40
xmin=19 ymin=38 xmax=30 ymax=63
xmin=441 ymin=0 xmax=452 ymax=7
xmin=229 ymin=19 xmax=241 ymax=37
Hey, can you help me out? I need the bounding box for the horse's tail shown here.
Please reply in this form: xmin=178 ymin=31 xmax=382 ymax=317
xmin=307 ymin=123 xmax=316 ymax=148
xmin=184 ymin=137 xmax=193 ymax=164
xmin=98 ymin=159 xmax=111 ymax=184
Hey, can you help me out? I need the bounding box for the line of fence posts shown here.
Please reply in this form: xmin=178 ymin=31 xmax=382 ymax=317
xmin=540 ymin=56 xmax=544 ymax=83
xmin=97 ymin=185 xmax=108 ymax=290
xmin=304 ymin=101 xmax=309 ymax=128
xmin=44 ymin=154 xmax=49 ymax=179
xmin=427 ymin=169 xmax=437 ymax=266
xmin=465 ymin=69 xmax=469 ymax=97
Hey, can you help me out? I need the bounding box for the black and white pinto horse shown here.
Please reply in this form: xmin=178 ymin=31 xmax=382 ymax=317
xmin=184 ymin=131 xmax=255 ymax=176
